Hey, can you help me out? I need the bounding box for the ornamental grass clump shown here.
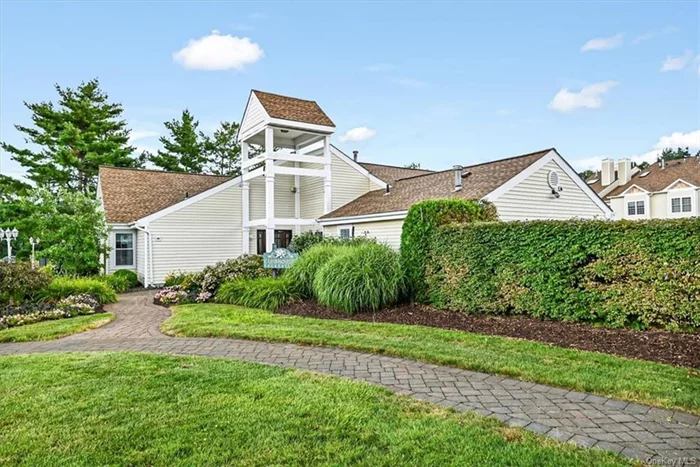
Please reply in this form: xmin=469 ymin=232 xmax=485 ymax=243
xmin=313 ymin=243 xmax=404 ymax=314
xmin=216 ymin=277 xmax=300 ymax=311
xmin=285 ymin=243 xmax=352 ymax=297
xmin=38 ymin=277 xmax=117 ymax=304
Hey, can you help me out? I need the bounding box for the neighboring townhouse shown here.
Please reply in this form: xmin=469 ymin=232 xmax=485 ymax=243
xmin=587 ymin=157 xmax=700 ymax=220
xmin=98 ymin=89 xmax=612 ymax=286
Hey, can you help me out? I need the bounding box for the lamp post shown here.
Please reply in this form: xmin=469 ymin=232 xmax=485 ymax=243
xmin=29 ymin=237 xmax=40 ymax=268
xmin=1 ymin=228 xmax=19 ymax=263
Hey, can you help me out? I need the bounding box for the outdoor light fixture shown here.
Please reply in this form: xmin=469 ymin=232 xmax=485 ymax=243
xmin=29 ymin=237 xmax=40 ymax=268
xmin=1 ymin=227 xmax=19 ymax=262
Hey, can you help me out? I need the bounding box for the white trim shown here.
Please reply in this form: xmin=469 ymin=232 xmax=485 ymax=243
xmin=618 ymin=184 xmax=650 ymax=196
xmin=668 ymin=189 xmax=696 ymax=218
xmin=268 ymin=117 xmax=334 ymax=135
xmin=267 ymin=152 xmax=325 ymax=165
xmin=242 ymin=167 xmax=265 ymax=181
xmin=663 ymin=178 xmax=698 ymax=191
xmin=241 ymin=153 xmax=266 ymax=169
xmin=625 ymin=197 xmax=649 ymax=219
xmin=275 ymin=166 xmax=326 ymax=178
xmin=134 ymin=175 xmax=242 ymax=226
xmin=319 ymin=210 xmax=409 ymax=225
xmin=482 ymin=149 xmax=613 ymax=219
xmin=133 ymin=225 xmax=150 ymax=287
xmin=338 ymin=225 xmax=353 ymax=239
xmin=312 ymin=145 xmax=387 ymax=188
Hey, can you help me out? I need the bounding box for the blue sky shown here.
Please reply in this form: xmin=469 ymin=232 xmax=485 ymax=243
xmin=1 ymin=1 xmax=698 ymax=179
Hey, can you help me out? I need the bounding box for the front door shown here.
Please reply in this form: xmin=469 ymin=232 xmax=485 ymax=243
xmin=274 ymin=230 xmax=292 ymax=249
xmin=256 ymin=230 xmax=266 ymax=255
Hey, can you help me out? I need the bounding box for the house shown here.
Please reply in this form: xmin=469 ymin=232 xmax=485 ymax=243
xmin=587 ymin=157 xmax=700 ymax=220
xmin=98 ymin=89 xmax=612 ymax=286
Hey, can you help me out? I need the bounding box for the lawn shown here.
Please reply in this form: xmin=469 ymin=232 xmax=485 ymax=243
xmin=0 ymin=313 xmax=114 ymax=343
xmin=0 ymin=352 xmax=626 ymax=466
xmin=163 ymin=304 xmax=700 ymax=415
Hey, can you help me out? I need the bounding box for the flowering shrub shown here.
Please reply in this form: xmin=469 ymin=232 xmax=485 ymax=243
xmin=195 ymin=291 xmax=212 ymax=303
xmin=154 ymin=286 xmax=189 ymax=306
xmin=0 ymin=294 xmax=100 ymax=330
xmin=0 ymin=261 xmax=52 ymax=304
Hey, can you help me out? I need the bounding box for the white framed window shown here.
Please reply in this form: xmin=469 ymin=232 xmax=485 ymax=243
xmin=338 ymin=225 xmax=353 ymax=240
xmin=671 ymin=196 xmax=692 ymax=213
xmin=114 ymin=233 xmax=134 ymax=266
xmin=627 ymin=200 xmax=645 ymax=216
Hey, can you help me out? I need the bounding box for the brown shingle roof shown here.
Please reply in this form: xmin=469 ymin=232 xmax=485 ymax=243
xmin=99 ymin=167 xmax=231 ymax=223
xmin=253 ymin=90 xmax=335 ymax=127
xmin=359 ymin=162 xmax=434 ymax=185
xmin=606 ymin=158 xmax=700 ymax=198
xmin=321 ymin=149 xmax=553 ymax=219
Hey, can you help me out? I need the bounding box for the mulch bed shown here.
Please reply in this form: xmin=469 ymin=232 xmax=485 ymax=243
xmin=276 ymin=300 xmax=700 ymax=369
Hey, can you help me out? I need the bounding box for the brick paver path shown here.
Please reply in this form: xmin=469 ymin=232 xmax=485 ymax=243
xmin=1 ymin=291 xmax=698 ymax=463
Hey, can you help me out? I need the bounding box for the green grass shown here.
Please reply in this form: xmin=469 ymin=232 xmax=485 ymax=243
xmin=0 ymin=352 xmax=626 ymax=466
xmin=0 ymin=313 xmax=114 ymax=343
xmin=163 ymin=304 xmax=700 ymax=415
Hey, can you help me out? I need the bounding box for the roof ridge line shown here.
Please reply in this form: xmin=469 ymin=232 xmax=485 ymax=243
xmin=99 ymin=166 xmax=231 ymax=178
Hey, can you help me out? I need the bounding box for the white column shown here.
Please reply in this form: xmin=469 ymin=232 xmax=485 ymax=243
xmin=294 ymin=146 xmax=301 ymax=236
xmin=241 ymin=142 xmax=250 ymax=254
xmin=265 ymin=127 xmax=275 ymax=252
xmin=323 ymin=135 xmax=332 ymax=214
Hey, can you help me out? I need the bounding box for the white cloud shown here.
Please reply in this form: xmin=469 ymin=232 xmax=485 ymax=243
xmin=366 ymin=63 xmax=394 ymax=72
xmin=129 ymin=130 xmax=160 ymax=142
xmin=173 ymin=30 xmax=264 ymax=71
xmin=548 ymin=81 xmax=619 ymax=113
xmin=632 ymin=26 xmax=678 ymax=45
xmin=581 ymin=33 xmax=623 ymax=52
xmin=338 ymin=127 xmax=376 ymax=142
xmin=394 ymin=78 xmax=426 ymax=88
xmin=660 ymin=49 xmax=694 ymax=72
xmin=571 ymin=129 xmax=700 ymax=171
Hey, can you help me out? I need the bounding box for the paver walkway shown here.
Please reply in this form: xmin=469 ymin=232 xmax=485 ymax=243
xmin=1 ymin=291 xmax=698 ymax=464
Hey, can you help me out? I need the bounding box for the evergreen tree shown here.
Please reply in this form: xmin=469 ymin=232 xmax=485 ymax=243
xmin=149 ymin=109 xmax=206 ymax=173
xmin=1 ymin=79 xmax=142 ymax=194
xmin=660 ymin=147 xmax=698 ymax=161
xmin=201 ymin=121 xmax=241 ymax=176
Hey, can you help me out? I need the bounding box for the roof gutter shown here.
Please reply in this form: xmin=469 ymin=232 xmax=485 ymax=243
xmin=318 ymin=210 xmax=409 ymax=226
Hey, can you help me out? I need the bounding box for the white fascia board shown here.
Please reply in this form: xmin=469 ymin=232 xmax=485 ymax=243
xmin=663 ymin=178 xmax=698 ymax=191
xmin=482 ymin=149 xmax=614 ymax=218
xmin=242 ymin=167 xmax=265 ymax=181
xmin=318 ymin=210 xmax=408 ymax=226
xmin=237 ymin=91 xmax=271 ymax=143
xmin=134 ymin=176 xmax=242 ymax=226
xmin=108 ymin=223 xmax=133 ymax=229
xmin=268 ymin=118 xmax=334 ymax=135
xmin=275 ymin=166 xmax=325 ymax=178
xmin=241 ymin=154 xmax=266 ymax=169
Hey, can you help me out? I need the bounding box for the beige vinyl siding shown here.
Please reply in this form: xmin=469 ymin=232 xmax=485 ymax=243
xmin=148 ymin=185 xmax=243 ymax=285
xmin=494 ymin=160 xmax=606 ymax=221
xmin=324 ymin=219 xmax=404 ymax=251
xmin=239 ymin=93 xmax=267 ymax=142
xmin=650 ymin=192 xmax=668 ymax=218
xmin=300 ymin=161 xmax=324 ymax=219
xmin=249 ymin=177 xmax=266 ymax=221
xmin=331 ymin=156 xmax=374 ymax=210
xmin=610 ymin=198 xmax=624 ymax=220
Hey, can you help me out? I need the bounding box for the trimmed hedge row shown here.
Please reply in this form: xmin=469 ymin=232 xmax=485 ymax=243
xmin=424 ymin=219 xmax=700 ymax=331
xmin=400 ymin=199 xmax=498 ymax=302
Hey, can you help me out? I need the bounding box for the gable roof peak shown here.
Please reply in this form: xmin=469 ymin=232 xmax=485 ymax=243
xmin=250 ymin=89 xmax=335 ymax=128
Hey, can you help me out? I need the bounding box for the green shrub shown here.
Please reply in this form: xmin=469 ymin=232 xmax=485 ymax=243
xmin=285 ymin=244 xmax=352 ymax=297
xmin=113 ymin=269 xmax=139 ymax=288
xmin=426 ymin=219 xmax=700 ymax=331
xmin=0 ymin=262 xmax=52 ymax=304
xmin=314 ymin=243 xmax=404 ymax=314
xmin=216 ymin=277 xmax=300 ymax=311
xmin=290 ymin=231 xmax=378 ymax=254
xmin=400 ymin=199 xmax=498 ymax=302
xmin=38 ymin=277 xmax=117 ymax=305
xmin=164 ymin=255 xmax=269 ymax=296
xmin=97 ymin=274 xmax=130 ymax=293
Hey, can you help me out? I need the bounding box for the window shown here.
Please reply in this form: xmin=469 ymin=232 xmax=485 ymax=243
xmin=114 ymin=233 xmax=134 ymax=266
xmin=671 ymin=196 xmax=692 ymax=213
xmin=627 ymin=200 xmax=645 ymax=216
xmin=338 ymin=226 xmax=353 ymax=240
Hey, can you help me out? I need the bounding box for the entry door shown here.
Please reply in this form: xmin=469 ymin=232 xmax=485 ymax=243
xmin=256 ymin=230 xmax=266 ymax=254
xmin=274 ymin=230 xmax=292 ymax=249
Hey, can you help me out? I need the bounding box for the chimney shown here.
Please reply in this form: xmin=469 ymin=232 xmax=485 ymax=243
xmin=617 ymin=158 xmax=632 ymax=185
xmin=453 ymin=165 xmax=463 ymax=191
xmin=658 ymin=156 xmax=666 ymax=169
xmin=353 ymin=150 xmax=358 ymax=162
xmin=601 ymin=159 xmax=615 ymax=186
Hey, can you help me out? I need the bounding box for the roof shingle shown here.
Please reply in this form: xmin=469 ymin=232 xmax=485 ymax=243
xmin=359 ymin=162 xmax=433 ymax=185
xmin=99 ymin=167 xmax=231 ymax=223
xmin=321 ymin=149 xmax=553 ymax=219
xmin=606 ymin=158 xmax=700 ymax=198
xmin=253 ymin=90 xmax=335 ymax=127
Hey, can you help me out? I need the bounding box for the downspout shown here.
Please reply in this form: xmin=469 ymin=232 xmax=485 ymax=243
xmin=133 ymin=225 xmax=151 ymax=288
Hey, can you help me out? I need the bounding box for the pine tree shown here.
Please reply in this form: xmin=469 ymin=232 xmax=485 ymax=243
xmin=201 ymin=121 xmax=242 ymax=176
xmin=149 ymin=110 xmax=206 ymax=173
xmin=1 ymin=79 xmax=142 ymax=194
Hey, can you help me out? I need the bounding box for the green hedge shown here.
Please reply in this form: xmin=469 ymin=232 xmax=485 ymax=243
xmin=400 ymin=199 xmax=498 ymax=302
xmin=425 ymin=219 xmax=700 ymax=331
xmin=38 ymin=277 xmax=118 ymax=305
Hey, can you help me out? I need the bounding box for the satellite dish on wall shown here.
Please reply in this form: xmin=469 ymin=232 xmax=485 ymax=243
xmin=548 ymin=170 xmax=563 ymax=197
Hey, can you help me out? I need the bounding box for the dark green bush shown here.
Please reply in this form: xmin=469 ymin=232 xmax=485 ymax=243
xmin=216 ymin=277 xmax=300 ymax=311
xmin=400 ymin=199 xmax=498 ymax=302
xmin=0 ymin=262 xmax=52 ymax=304
xmin=425 ymin=219 xmax=700 ymax=331
xmin=38 ymin=277 xmax=117 ymax=305
xmin=290 ymin=231 xmax=377 ymax=254
xmin=113 ymin=269 xmax=139 ymax=289
xmin=285 ymin=244 xmax=352 ymax=297
xmin=314 ymin=243 xmax=404 ymax=314
xmin=101 ymin=274 xmax=131 ymax=293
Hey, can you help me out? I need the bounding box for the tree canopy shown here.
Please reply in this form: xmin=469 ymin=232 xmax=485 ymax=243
xmin=1 ymin=79 xmax=143 ymax=195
